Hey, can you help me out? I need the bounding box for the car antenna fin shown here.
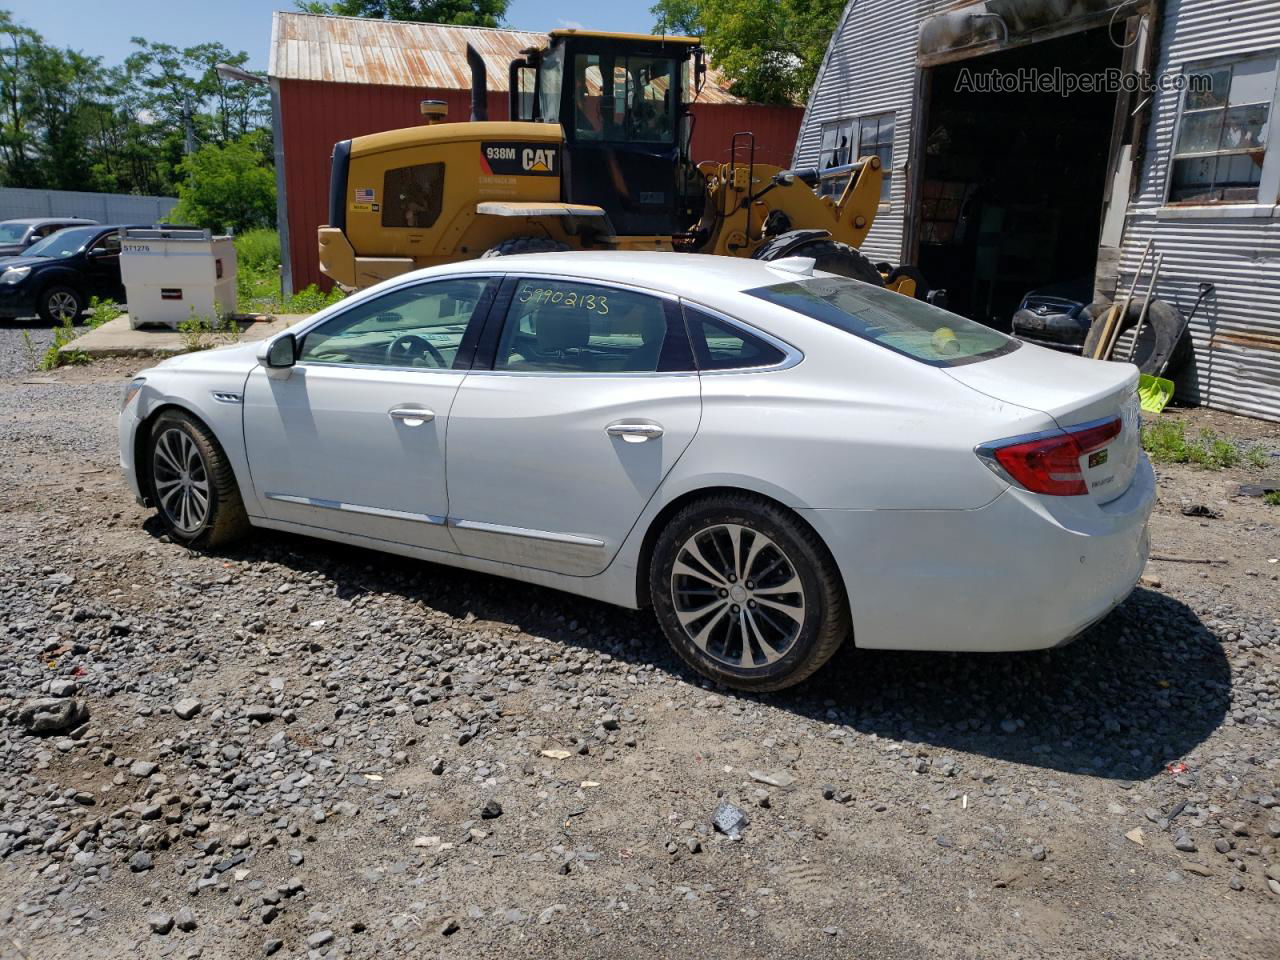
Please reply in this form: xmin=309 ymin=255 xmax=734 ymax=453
xmin=765 ymin=256 xmax=816 ymax=277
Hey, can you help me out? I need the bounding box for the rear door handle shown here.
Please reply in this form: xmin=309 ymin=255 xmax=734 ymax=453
xmin=606 ymin=422 xmax=664 ymax=443
xmin=389 ymin=407 xmax=435 ymax=426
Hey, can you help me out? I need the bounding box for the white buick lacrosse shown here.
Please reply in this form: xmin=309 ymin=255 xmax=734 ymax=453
xmin=119 ymin=252 xmax=1153 ymax=690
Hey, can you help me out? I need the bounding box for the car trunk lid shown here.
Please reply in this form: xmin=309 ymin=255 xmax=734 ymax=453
xmin=946 ymin=345 xmax=1142 ymax=505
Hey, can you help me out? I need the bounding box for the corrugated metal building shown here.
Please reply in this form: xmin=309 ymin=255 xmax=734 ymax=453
xmin=795 ymin=0 xmax=1280 ymax=422
xmin=268 ymin=12 xmax=803 ymax=294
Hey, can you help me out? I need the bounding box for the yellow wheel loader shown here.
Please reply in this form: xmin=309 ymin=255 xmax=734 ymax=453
xmin=318 ymin=30 xmax=926 ymax=297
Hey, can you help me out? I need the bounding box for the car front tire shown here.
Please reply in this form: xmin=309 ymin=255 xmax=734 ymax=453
xmin=38 ymin=285 xmax=84 ymax=324
xmin=147 ymin=410 xmax=249 ymax=548
xmin=649 ymin=494 xmax=849 ymax=692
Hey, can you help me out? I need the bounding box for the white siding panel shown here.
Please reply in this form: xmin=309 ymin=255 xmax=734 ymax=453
xmin=1120 ymin=0 xmax=1280 ymax=421
xmin=794 ymin=0 xmax=931 ymax=263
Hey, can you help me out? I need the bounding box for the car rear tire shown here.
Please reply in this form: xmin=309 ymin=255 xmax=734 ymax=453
xmin=38 ymin=285 xmax=84 ymax=324
xmin=147 ymin=410 xmax=249 ymax=548
xmin=480 ymin=236 xmax=570 ymax=258
xmin=649 ymin=494 xmax=850 ymax=691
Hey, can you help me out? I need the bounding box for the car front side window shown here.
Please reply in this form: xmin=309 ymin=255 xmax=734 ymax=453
xmin=493 ymin=279 xmax=684 ymax=374
xmin=298 ymin=277 xmax=492 ymax=369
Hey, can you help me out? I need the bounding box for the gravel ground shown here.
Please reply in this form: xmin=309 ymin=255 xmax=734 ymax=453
xmin=1 ymin=325 xmax=1278 ymax=960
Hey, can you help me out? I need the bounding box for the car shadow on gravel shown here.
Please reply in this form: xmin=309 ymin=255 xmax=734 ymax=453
xmin=207 ymin=530 xmax=1230 ymax=782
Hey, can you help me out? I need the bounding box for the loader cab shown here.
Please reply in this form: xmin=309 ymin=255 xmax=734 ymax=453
xmin=509 ymin=31 xmax=706 ymax=236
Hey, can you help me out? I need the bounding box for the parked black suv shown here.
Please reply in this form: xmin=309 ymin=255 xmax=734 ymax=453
xmin=0 ymin=223 xmax=145 ymax=322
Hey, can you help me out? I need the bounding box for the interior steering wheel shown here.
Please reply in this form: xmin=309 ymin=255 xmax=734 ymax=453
xmin=385 ymin=333 xmax=447 ymax=368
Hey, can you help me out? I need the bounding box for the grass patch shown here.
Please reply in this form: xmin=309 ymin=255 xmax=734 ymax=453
xmin=234 ymin=229 xmax=346 ymax=316
xmin=86 ymin=296 xmax=123 ymax=329
xmin=1264 ymin=491 xmax=1280 ymax=507
xmin=1140 ymin=419 xmax=1275 ymax=470
xmin=179 ymin=305 xmax=242 ymax=353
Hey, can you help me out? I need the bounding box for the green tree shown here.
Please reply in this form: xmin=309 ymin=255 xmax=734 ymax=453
xmin=296 ymin=0 xmax=508 ymax=28
xmin=651 ymin=0 xmax=844 ymax=105
xmin=170 ymin=133 xmax=276 ymax=232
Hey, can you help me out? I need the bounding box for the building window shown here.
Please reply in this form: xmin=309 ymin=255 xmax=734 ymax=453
xmin=815 ymin=112 xmax=895 ymax=202
xmin=858 ymin=111 xmax=895 ymax=204
xmin=817 ymin=118 xmax=855 ymax=196
xmin=1170 ymin=53 xmax=1279 ymax=204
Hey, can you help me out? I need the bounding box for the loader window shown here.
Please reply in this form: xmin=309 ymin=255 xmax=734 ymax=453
xmin=572 ymin=53 xmax=677 ymax=144
xmin=382 ymin=161 xmax=444 ymax=229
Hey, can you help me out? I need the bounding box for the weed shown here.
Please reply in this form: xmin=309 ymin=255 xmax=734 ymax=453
xmin=178 ymin=309 xmax=216 ymax=352
xmin=20 ymin=329 xmax=40 ymax=370
xmin=86 ymin=296 xmax=123 ymax=329
xmin=39 ymin=315 xmax=89 ymax=369
xmin=1264 ymin=490 xmax=1280 ymax=507
xmin=231 ymin=229 xmax=345 ymax=315
xmin=1140 ymin=420 xmax=1265 ymax=470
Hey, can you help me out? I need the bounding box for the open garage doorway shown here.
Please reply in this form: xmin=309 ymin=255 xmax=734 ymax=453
xmin=915 ymin=27 xmax=1123 ymax=330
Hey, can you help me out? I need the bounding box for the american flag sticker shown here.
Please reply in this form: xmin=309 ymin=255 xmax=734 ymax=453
xmin=354 ymin=187 xmax=375 ymax=203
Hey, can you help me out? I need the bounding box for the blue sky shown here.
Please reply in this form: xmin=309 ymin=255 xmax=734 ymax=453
xmin=6 ymin=1 xmax=657 ymax=71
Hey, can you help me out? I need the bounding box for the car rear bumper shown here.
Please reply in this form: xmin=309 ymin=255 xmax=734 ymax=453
xmin=801 ymin=455 xmax=1155 ymax=652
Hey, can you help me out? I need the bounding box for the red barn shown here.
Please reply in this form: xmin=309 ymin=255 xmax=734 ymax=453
xmin=267 ymin=11 xmax=803 ymax=292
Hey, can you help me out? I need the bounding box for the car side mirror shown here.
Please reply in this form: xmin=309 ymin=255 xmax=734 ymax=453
xmin=262 ymin=333 xmax=298 ymax=368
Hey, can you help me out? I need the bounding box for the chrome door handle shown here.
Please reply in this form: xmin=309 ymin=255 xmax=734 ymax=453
xmin=606 ymin=422 xmax=664 ymax=443
xmin=389 ymin=407 xmax=435 ymax=426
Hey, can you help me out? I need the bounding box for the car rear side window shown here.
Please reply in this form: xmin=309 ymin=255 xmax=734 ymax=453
xmin=494 ymin=280 xmax=686 ymax=373
xmin=747 ymin=277 xmax=1017 ymax=367
xmin=683 ymin=306 xmax=786 ymax=371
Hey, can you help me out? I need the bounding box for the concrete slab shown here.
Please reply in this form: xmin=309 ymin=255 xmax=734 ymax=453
xmin=60 ymin=313 xmax=308 ymax=360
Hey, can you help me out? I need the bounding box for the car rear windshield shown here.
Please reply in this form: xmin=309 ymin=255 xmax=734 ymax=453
xmin=747 ymin=276 xmax=1018 ymax=367
xmin=0 ymin=223 xmax=28 ymax=242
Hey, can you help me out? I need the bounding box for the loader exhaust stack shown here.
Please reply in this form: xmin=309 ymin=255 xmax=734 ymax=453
xmin=466 ymin=44 xmax=488 ymax=122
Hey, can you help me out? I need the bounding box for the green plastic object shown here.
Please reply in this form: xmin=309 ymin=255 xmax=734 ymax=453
xmin=1138 ymin=373 xmax=1174 ymax=413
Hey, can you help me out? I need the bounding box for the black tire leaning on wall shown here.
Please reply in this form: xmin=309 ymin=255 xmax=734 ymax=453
xmin=1082 ymin=298 xmax=1187 ymax=376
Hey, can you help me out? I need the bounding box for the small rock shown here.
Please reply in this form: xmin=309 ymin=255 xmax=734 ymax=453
xmin=748 ymin=770 xmax=795 ymax=789
xmin=263 ymin=940 xmax=283 ymax=956
xmin=173 ymin=698 xmax=203 ymax=720
xmin=712 ymin=802 xmax=749 ymax=839
xmin=130 ymin=851 xmax=154 ymax=872
xmin=129 ymin=760 xmax=158 ymax=778
xmin=481 ymin=799 xmax=503 ymax=820
xmin=148 ymin=913 xmax=174 ymax=935
xmin=18 ymin=697 xmax=87 ymax=734
xmin=1031 ymin=845 xmax=1046 ymax=862
xmin=1174 ymin=834 xmax=1197 ymax=853
xmin=1214 ymin=838 xmax=1232 ymax=854
xmin=439 ymin=917 xmax=460 ymax=936
xmin=175 ymin=907 xmax=197 ymax=932
xmin=306 ymin=930 xmax=334 ymax=949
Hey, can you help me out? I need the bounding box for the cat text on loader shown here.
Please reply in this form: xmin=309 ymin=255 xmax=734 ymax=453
xmin=318 ymin=29 xmax=927 ymax=297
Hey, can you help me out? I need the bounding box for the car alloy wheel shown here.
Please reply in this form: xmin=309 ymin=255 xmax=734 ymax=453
xmin=47 ymin=290 xmax=80 ymax=321
xmin=151 ymin=426 xmax=212 ymax=534
xmin=669 ymin=522 xmax=807 ymax=670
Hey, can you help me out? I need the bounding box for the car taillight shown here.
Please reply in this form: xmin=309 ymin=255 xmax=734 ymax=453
xmin=978 ymin=418 xmax=1121 ymax=496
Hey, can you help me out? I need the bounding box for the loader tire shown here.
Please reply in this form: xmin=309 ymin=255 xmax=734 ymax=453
xmin=480 ymin=236 xmax=570 ymax=258
xmin=782 ymin=239 xmax=884 ymax=286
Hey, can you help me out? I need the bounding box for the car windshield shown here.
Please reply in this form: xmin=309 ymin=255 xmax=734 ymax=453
xmin=0 ymin=223 xmax=29 ymax=243
xmin=24 ymin=227 xmax=98 ymax=259
xmin=747 ymin=276 xmax=1018 ymax=367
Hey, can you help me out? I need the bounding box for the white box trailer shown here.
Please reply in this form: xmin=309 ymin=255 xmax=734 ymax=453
xmin=121 ymin=227 xmax=236 ymax=329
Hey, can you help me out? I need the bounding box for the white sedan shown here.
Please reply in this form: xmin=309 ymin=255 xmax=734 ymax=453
xmin=119 ymin=252 xmax=1153 ymax=691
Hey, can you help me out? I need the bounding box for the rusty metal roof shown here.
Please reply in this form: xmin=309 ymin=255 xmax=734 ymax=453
xmin=269 ymin=12 xmax=745 ymax=104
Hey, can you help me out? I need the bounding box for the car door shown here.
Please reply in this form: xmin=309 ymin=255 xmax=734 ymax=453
xmin=445 ymin=276 xmax=701 ymax=576
xmin=242 ymin=275 xmax=496 ymax=551
xmin=83 ymin=230 xmax=124 ymax=300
